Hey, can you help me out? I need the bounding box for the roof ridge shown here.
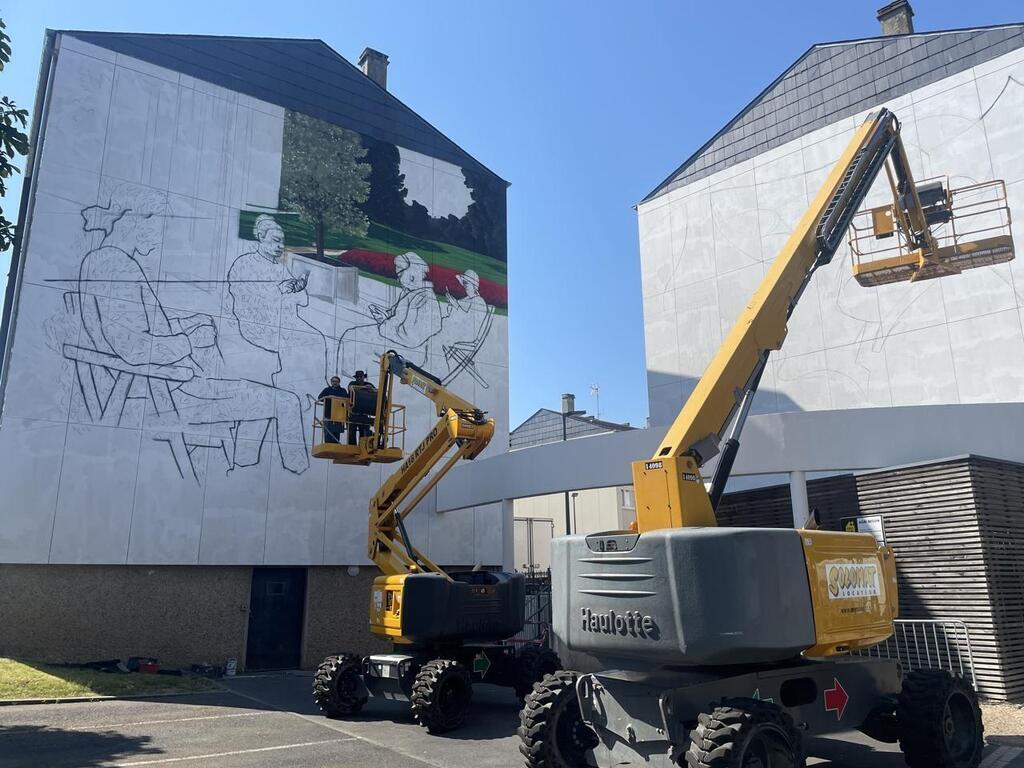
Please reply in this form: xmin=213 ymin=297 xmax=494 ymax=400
xmin=60 ymin=29 xmax=326 ymax=44
xmin=639 ymin=22 xmax=1024 ymax=204
xmin=811 ymin=20 xmax=1024 ymax=50
xmin=58 ymin=30 xmax=508 ymax=186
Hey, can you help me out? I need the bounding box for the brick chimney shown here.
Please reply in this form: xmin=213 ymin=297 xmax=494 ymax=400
xmin=358 ymin=47 xmax=389 ymax=90
xmin=877 ymin=0 xmax=914 ymax=36
xmin=561 ymin=393 xmax=576 ymax=414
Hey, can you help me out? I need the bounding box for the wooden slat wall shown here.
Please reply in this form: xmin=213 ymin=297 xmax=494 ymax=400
xmin=716 ymin=484 xmax=793 ymax=528
xmin=718 ymin=457 xmax=1024 ymax=701
xmin=969 ymin=457 xmax=1024 ymax=701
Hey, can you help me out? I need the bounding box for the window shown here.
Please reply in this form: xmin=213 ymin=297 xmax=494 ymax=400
xmin=620 ymin=487 xmax=635 ymax=510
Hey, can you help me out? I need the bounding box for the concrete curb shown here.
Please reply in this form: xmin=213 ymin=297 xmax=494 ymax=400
xmin=0 ymin=685 xmax=226 ymax=707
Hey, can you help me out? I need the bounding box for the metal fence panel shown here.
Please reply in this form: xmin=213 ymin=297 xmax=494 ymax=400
xmin=854 ymin=619 xmax=976 ymax=689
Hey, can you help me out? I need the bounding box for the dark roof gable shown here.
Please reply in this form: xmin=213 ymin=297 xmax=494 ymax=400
xmin=510 ymin=408 xmax=634 ymax=450
xmin=642 ymin=23 xmax=1024 ymax=203
xmin=59 ymin=30 xmax=507 ymax=186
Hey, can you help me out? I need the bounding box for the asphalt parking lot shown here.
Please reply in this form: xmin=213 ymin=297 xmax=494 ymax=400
xmin=0 ymin=673 xmax=1020 ymax=767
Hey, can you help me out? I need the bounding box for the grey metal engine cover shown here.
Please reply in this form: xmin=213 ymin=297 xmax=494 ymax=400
xmin=552 ymin=527 xmax=816 ymax=667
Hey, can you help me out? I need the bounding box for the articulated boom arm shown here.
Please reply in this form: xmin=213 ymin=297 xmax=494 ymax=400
xmin=634 ymin=109 xmax=928 ymax=533
xmin=366 ymin=352 xmax=495 ymax=578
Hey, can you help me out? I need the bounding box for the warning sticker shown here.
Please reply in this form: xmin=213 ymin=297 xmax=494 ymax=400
xmin=825 ymin=562 xmax=881 ymax=600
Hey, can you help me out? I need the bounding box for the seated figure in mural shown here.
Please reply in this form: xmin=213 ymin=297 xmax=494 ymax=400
xmin=438 ymin=269 xmax=493 ymax=385
xmin=336 ymin=251 xmax=444 ymax=375
xmin=72 ymin=194 xmax=310 ymax=475
xmin=443 ymin=269 xmax=488 ymax=339
xmin=227 ymin=214 xmax=328 ymax=389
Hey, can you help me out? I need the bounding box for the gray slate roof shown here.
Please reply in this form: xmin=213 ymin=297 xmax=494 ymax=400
xmin=60 ymin=30 xmax=507 ymax=186
xmin=642 ymin=23 xmax=1024 ymax=204
xmin=510 ymin=408 xmax=634 ymax=450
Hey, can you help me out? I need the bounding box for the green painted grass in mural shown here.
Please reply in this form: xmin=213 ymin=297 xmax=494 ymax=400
xmin=238 ymin=210 xmax=507 ymax=286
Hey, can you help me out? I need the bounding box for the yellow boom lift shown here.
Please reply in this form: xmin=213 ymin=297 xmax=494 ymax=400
xmin=310 ymin=351 xmax=560 ymax=733
xmin=518 ymin=109 xmax=1011 ymax=768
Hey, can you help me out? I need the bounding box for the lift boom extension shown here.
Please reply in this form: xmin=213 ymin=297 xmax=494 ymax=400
xmin=634 ymin=109 xmax=927 ymax=531
xmin=366 ymin=352 xmax=494 ymax=579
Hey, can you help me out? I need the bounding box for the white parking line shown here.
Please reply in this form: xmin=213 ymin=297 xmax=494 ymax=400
xmin=70 ymin=710 xmax=274 ymax=731
xmin=116 ymin=738 xmax=356 ymax=766
xmin=981 ymin=746 xmax=1024 ymax=768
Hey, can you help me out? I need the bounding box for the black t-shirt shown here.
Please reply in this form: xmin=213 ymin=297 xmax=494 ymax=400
xmin=318 ymin=385 xmax=348 ymax=419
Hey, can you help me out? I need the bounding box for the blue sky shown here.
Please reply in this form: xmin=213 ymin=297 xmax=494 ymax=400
xmin=2 ymin=0 xmax=1021 ymax=428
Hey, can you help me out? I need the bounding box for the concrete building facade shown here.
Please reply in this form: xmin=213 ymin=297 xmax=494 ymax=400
xmin=638 ymin=21 xmax=1024 ymax=428
xmin=0 ymin=31 xmax=509 ymax=669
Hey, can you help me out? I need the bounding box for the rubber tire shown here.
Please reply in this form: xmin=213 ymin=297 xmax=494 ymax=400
xmin=685 ymin=698 xmax=805 ymax=768
xmin=897 ymin=669 xmax=984 ymax=768
xmin=514 ymin=646 xmax=562 ymax=701
xmin=313 ymin=654 xmax=367 ymax=718
xmin=411 ymin=658 xmax=473 ymax=733
xmin=518 ymin=670 xmax=598 ymax=768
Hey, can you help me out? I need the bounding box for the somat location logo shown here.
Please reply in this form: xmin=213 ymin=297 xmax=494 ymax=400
xmin=826 ymin=562 xmax=881 ymax=600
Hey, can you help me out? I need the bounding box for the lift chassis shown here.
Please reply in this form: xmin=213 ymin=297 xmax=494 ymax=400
xmin=321 ymin=640 xmax=552 ymax=729
xmin=573 ymin=656 xmax=902 ymax=766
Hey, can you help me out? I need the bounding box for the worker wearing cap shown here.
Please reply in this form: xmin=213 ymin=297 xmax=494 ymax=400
xmin=347 ymin=370 xmax=377 ymax=445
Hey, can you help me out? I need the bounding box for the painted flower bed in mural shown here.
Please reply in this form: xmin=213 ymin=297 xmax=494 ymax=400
xmin=237 ymin=213 xmax=508 ymax=310
xmin=238 ymin=107 xmax=507 ymax=308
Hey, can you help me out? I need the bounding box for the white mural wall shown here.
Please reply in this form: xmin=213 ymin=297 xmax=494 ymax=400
xmin=640 ymin=46 xmax=1024 ymax=427
xmin=0 ymin=35 xmax=509 ymax=566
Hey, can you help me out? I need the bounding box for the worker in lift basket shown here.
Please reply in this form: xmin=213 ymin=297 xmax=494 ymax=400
xmin=347 ymin=370 xmax=377 ymax=445
xmin=317 ymin=375 xmax=348 ymax=444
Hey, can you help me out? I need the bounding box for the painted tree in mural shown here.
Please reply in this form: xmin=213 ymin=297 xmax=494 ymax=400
xmin=279 ymin=111 xmax=370 ymax=258
xmin=361 ymin=137 xmax=407 ymax=225
xmin=459 ymin=165 xmax=506 ymax=262
xmin=0 ymin=19 xmax=30 ymax=252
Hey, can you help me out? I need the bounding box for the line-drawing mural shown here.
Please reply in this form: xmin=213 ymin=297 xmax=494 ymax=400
xmin=227 ymin=214 xmax=328 ymax=388
xmin=51 ymin=187 xmax=310 ymax=481
xmin=42 ymin=107 xmax=508 ymax=483
xmin=333 ymin=251 xmax=494 ymax=387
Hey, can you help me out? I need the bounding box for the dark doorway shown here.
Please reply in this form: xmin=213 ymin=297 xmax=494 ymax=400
xmin=246 ymin=567 xmax=307 ymax=670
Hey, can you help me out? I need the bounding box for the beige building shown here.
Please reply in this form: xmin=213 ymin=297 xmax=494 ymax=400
xmin=514 ymin=486 xmax=636 ymax=571
xmin=509 ymin=399 xmax=635 ymax=570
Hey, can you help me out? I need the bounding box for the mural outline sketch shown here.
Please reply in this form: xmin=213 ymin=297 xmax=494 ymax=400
xmin=54 ymin=187 xmax=310 ymax=481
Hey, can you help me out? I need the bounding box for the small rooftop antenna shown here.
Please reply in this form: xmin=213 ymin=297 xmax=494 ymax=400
xmin=590 ymin=384 xmax=601 ymax=419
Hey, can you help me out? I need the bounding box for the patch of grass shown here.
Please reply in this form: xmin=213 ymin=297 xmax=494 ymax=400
xmin=0 ymin=658 xmax=222 ymax=700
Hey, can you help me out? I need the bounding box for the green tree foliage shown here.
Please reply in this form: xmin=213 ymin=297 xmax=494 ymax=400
xmin=279 ymin=111 xmax=370 ymax=258
xmin=361 ymin=136 xmax=407 ymax=224
xmin=459 ymin=165 xmax=507 ymax=262
xmin=0 ymin=19 xmax=30 ymax=253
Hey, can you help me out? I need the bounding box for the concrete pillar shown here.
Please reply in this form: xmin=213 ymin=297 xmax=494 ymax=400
xmin=790 ymin=470 xmax=809 ymax=528
xmin=502 ymin=499 xmax=515 ymax=571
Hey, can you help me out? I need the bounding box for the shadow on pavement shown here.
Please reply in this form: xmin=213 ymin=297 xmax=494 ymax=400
xmin=220 ymin=674 xmax=524 ymax=740
xmin=989 ymin=735 xmax=1024 ymax=748
xmin=806 ymin=735 xmax=905 ymax=767
xmin=0 ymin=723 xmax=160 ymax=768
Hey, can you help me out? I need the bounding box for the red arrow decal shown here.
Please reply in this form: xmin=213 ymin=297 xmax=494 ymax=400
xmin=824 ymin=678 xmax=849 ymax=720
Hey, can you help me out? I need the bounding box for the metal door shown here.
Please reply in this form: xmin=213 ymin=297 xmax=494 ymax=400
xmin=246 ymin=567 xmax=306 ymax=670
